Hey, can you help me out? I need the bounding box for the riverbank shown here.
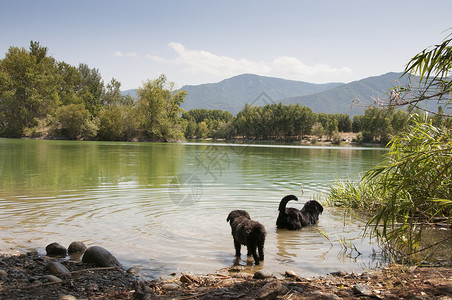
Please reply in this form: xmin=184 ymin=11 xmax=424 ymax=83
xmin=1 ymin=251 xmax=451 ymax=300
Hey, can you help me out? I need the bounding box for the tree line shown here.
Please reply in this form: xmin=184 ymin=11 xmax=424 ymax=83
xmin=1 ymin=41 xmax=450 ymax=143
xmin=0 ymin=41 xmax=185 ymax=141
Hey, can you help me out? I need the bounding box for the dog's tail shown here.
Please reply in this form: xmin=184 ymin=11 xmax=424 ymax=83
xmin=278 ymin=195 xmax=298 ymax=212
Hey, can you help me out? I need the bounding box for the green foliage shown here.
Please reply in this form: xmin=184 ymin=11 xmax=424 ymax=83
xmin=232 ymin=103 xmax=317 ymax=139
xmin=325 ymin=115 xmax=451 ymax=258
xmin=364 ymin=116 xmax=451 ymax=252
xmin=137 ymin=74 xmax=186 ymax=141
xmin=0 ymin=42 xmax=59 ymax=136
xmin=54 ymin=103 xmax=98 ymax=139
xmin=392 ymin=32 xmax=452 ymax=117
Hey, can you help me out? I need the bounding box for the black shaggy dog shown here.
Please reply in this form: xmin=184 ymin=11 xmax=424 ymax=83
xmin=276 ymin=195 xmax=324 ymax=230
xmin=226 ymin=210 xmax=266 ymax=265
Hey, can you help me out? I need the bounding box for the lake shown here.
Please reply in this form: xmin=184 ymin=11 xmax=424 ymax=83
xmin=0 ymin=138 xmax=387 ymax=278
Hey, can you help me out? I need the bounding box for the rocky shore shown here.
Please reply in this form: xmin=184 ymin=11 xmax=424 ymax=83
xmin=1 ymin=243 xmax=451 ymax=299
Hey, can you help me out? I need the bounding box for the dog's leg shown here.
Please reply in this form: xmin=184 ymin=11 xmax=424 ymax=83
xmin=234 ymin=239 xmax=241 ymax=257
xmin=258 ymin=244 xmax=264 ymax=261
xmin=248 ymin=243 xmax=260 ymax=265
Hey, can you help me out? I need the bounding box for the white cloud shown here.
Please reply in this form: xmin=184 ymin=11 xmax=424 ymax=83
xmin=125 ymin=52 xmax=139 ymax=58
xmin=136 ymin=42 xmax=352 ymax=82
xmin=161 ymin=43 xmax=351 ymax=81
xmin=114 ymin=51 xmax=139 ymax=58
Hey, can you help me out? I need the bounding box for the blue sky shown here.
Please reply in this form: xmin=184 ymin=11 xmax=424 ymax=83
xmin=1 ymin=0 xmax=451 ymax=90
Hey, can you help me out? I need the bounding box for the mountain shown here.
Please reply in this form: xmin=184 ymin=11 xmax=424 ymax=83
xmin=180 ymin=74 xmax=344 ymax=115
xmin=121 ymin=72 xmax=413 ymax=116
xmin=282 ymin=72 xmax=407 ymax=116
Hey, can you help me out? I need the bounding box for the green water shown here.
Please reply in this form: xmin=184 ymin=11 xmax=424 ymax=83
xmin=0 ymin=138 xmax=387 ymax=278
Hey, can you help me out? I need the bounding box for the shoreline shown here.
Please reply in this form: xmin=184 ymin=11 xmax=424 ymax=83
xmin=1 ymin=250 xmax=451 ymax=299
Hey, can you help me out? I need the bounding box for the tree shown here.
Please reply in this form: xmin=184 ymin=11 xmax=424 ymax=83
xmin=137 ymin=74 xmax=186 ymax=141
xmin=0 ymin=41 xmax=59 ymax=136
xmin=390 ymin=31 xmax=452 ymax=117
xmin=78 ymin=63 xmax=104 ymax=116
xmin=54 ymin=103 xmax=98 ymax=139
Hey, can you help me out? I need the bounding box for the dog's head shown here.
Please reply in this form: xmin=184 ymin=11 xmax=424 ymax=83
xmin=226 ymin=210 xmax=250 ymax=223
xmin=302 ymin=200 xmax=324 ymax=215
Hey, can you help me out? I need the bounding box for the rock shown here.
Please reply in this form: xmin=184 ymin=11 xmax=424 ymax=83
xmin=180 ymin=273 xmax=199 ymax=283
xmin=320 ymin=293 xmax=342 ymax=300
xmin=353 ymin=284 xmax=372 ymax=295
xmin=253 ymin=270 xmax=273 ymax=279
xmin=82 ymin=246 xmax=120 ymax=267
xmin=330 ymin=271 xmax=347 ymax=277
xmin=231 ymin=272 xmax=253 ymax=279
xmin=59 ymin=295 xmax=77 ymax=300
xmin=161 ymin=283 xmax=180 ymax=291
xmin=133 ymin=280 xmax=154 ymax=299
xmin=43 ymin=274 xmax=62 ymax=282
xmin=45 ymin=242 xmax=67 ymax=257
xmin=256 ymin=279 xmax=284 ymax=300
xmin=127 ymin=267 xmax=139 ymax=275
xmin=0 ymin=269 xmax=7 ymax=277
xmin=46 ymin=261 xmax=70 ymax=276
xmin=285 ymin=270 xmax=298 ymax=278
xmin=68 ymin=241 xmax=87 ymax=254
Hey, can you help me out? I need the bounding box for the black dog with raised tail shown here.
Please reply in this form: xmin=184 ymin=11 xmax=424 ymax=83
xmin=276 ymin=195 xmax=323 ymax=230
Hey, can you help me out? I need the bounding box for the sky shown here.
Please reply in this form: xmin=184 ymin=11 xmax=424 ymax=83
xmin=1 ymin=0 xmax=451 ymax=90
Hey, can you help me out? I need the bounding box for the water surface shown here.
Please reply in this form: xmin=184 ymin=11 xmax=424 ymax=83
xmin=0 ymin=138 xmax=387 ymax=278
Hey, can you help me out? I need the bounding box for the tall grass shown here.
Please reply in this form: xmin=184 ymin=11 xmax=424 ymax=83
xmin=325 ymin=114 xmax=452 ymax=260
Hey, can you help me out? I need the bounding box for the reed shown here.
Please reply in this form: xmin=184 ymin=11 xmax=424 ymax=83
xmin=324 ymin=114 xmax=452 ymax=259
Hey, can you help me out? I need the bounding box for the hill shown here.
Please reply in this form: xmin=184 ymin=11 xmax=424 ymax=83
xmin=122 ymin=72 xmax=418 ymax=116
xmin=180 ymin=74 xmax=344 ymax=114
xmin=282 ymin=72 xmax=407 ymax=116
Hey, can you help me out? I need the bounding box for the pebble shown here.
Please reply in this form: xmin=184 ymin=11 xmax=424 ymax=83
xmin=68 ymin=241 xmax=87 ymax=254
xmin=161 ymin=283 xmax=180 ymax=291
xmin=353 ymin=284 xmax=372 ymax=295
xmin=180 ymin=273 xmax=199 ymax=283
xmin=43 ymin=274 xmax=62 ymax=282
xmin=59 ymin=295 xmax=77 ymax=300
xmin=45 ymin=242 xmax=67 ymax=257
xmin=253 ymin=270 xmax=273 ymax=279
xmin=47 ymin=261 xmax=70 ymax=276
xmin=330 ymin=271 xmax=347 ymax=277
xmin=256 ymin=279 xmax=284 ymax=299
xmin=0 ymin=269 xmax=7 ymax=277
xmin=231 ymin=272 xmax=253 ymax=279
xmin=285 ymin=270 xmax=298 ymax=278
xmin=82 ymin=246 xmax=120 ymax=267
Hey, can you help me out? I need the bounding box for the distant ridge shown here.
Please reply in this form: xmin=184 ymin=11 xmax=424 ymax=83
xmin=282 ymin=72 xmax=408 ymax=116
xmin=122 ymin=72 xmax=413 ymax=116
xmin=180 ymin=74 xmax=344 ymax=114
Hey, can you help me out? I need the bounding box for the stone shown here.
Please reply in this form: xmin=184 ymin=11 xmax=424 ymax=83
xmin=46 ymin=261 xmax=70 ymax=276
xmin=68 ymin=241 xmax=87 ymax=254
xmin=59 ymin=295 xmax=77 ymax=300
xmin=285 ymin=270 xmax=298 ymax=278
xmin=43 ymin=274 xmax=62 ymax=282
xmin=253 ymin=270 xmax=273 ymax=279
xmin=353 ymin=284 xmax=372 ymax=295
xmin=231 ymin=272 xmax=253 ymax=279
xmin=256 ymin=279 xmax=284 ymax=300
xmin=0 ymin=269 xmax=7 ymax=277
xmin=329 ymin=271 xmax=347 ymax=277
xmin=180 ymin=273 xmax=199 ymax=283
xmin=45 ymin=242 xmax=67 ymax=257
xmin=161 ymin=283 xmax=180 ymax=291
xmin=82 ymin=246 xmax=120 ymax=267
